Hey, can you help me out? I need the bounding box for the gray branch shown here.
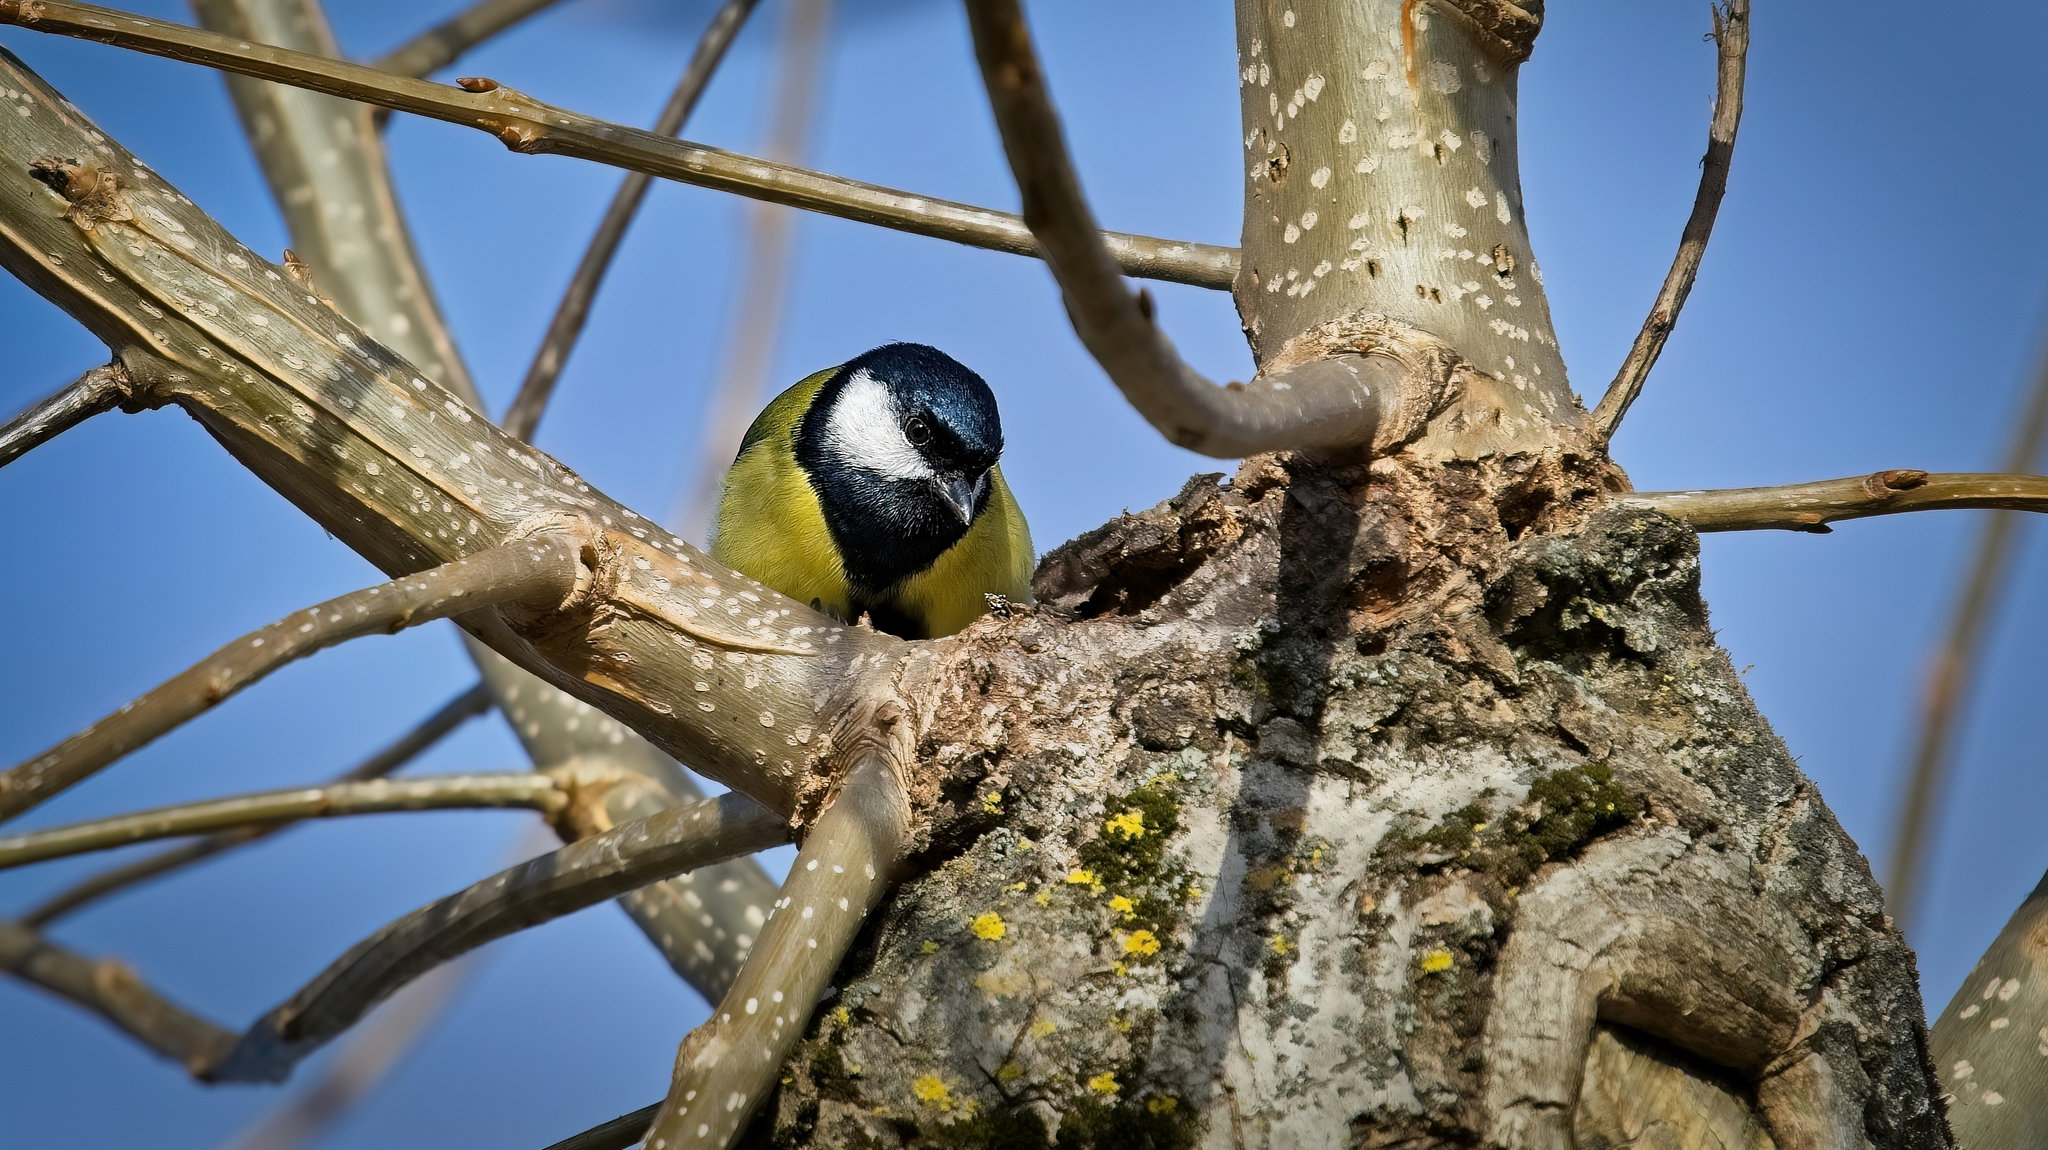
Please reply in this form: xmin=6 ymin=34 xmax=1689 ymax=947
xmin=500 ymin=0 xmax=764 ymax=440
xmin=1589 ymin=0 xmax=1750 ymax=444
xmin=0 ymin=0 xmax=1236 ymax=290
xmin=0 ymin=773 xmax=563 ymax=870
xmin=372 ymin=0 xmax=566 ymax=80
xmin=964 ymin=0 xmax=1393 ymax=458
xmin=0 ymin=918 xmax=237 ymax=1072
xmin=538 ymin=1103 xmax=657 ymax=1150
xmin=1930 ymin=868 xmax=2048 ymax=1145
xmin=19 ymin=681 xmax=491 ymax=926
xmin=0 ymin=536 xmax=584 ymax=822
xmin=1622 ymin=470 xmax=2048 ymax=532
xmin=207 ymin=792 xmax=789 ymax=1083
xmin=0 ymin=361 xmax=134 ymax=468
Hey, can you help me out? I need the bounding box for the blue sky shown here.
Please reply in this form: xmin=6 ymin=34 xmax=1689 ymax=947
xmin=1 ymin=0 xmax=2043 ymax=1144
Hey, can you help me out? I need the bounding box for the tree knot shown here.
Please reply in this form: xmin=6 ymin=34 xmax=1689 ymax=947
xmin=28 ymin=157 xmax=132 ymax=229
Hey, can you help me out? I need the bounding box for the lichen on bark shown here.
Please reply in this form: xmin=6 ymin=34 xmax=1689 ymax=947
xmin=736 ymin=449 xmax=1944 ymax=1148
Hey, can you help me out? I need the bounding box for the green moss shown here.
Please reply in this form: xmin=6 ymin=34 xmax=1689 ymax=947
xmin=919 ymin=1105 xmax=1055 ymax=1150
xmin=1077 ymin=785 xmax=1182 ymax=891
xmin=1053 ymin=1097 xmax=1196 ymax=1150
xmin=1377 ymin=765 xmax=1641 ymax=887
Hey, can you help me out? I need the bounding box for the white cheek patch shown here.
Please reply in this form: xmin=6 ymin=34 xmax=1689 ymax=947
xmin=823 ymin=369 xmax=931 ymax=481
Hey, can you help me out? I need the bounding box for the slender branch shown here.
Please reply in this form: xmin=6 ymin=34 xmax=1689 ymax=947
xmin=672 ymin=0 xmax=829 ymax=539
xmin=0 ymin=917 xmax=236 ymax=1072
xmin=207 ymin=792 xmax=789 ymax=1083
xmin=539 ymin=1104 xmax=657 ymax=1150
xmin=646 ymin=747 xmax=909 ymax=1149
xmin=501 ymin=0 xmax=764 ymax=440
xmin=0 ymin=361 xmax=132 ymax=469
xmin=0 ymin=536 xmax=585 ymax=823
xmin=372 ymin=0 xmax=565 ymax=80
xmin=1622 ymin=471 xmax=2048 ymax=531
xmin=19 ymin=682 xmax=491 ymax=926
xmin=0 ymin=773 xmax=560 ymax=870
xmin=0 ymin=0 xmax=1235 ymax=290
xmin=1883 ymin=345 xmax=2048 ymax=927
xmin=964 ymin=0 xmax=1394 ymax=457
xmin=1589 ymin=0 xmax=1750 ymax=444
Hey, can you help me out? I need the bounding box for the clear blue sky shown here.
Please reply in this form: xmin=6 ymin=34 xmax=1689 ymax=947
xmin=1 ymin=0 xmax=2042 ymax=1144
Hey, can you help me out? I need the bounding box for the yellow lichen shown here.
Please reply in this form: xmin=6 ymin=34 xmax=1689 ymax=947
xmin=1124 ymin=929 xmax=1161 ymax=956
xmin=1104 ymin=810 xmax=1146 ymax=839
xmin=1033 ymin=890 xmax=1053 ymax=907
xmin=1008 ymin=881 xmax=1030 ymax=892
xmin=996 ymin=1061 xmax=1025 ymax=1083
xmin=912 ymin=1075 xmax=955 ymax=1109
xmin=832 ymin=1006 xmax=851 ymax=1027
xmin=1087 ymin=1072 xmax=1120 ymax=1096
xmin=1147 ymin=1096 xmax=1180 ymax=1115
xmin=1107 ymin=895 xmax=1136 ymax=918
xmin=971 ymin=912 xmax=1007 ymax=941
xmin=920 ymin=939 xmax=940 ymax=954
xmin=1269 ymin=935 xmax=1291 ymax=956
xmin=1420 ymin=948 xmax=1454 ymax=973
xmin=1066 ymin=868 xmax=1098 ymax=886
xmin=1113 ymin=962 xmax=1128 ymax=976
xmin=1030 ymin=1019 xmax=1057 ymax=1038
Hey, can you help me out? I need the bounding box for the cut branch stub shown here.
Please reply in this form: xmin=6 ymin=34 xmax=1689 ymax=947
xmin=207 ymin=792 xmax=789 ymax=1083
xmin=0 ymin=46 xmax=897 ymax=818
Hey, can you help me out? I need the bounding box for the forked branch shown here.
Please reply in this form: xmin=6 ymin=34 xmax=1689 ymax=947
xmin=501 ymin=0 xmax=764 ymax=439
xmin=0 ymin=1 xmax=1236 ymax=289
xmin=0 ymin=773 xmax=563 ymax=870
xmin=373 ymin=0 xmax=566 ymax=80
xmin=0 ymin=536 xmax=585 ymax=823
xmin=19 ymin=682 xmax=492 ymax=927
xmin=0 ymin=918 xmax=236 ymax=1072
xmin=1623 ymin=471 xmax=2048 ymax=531
xmin=1588 ymin=0 xmax=1750 ymax=444
xmin=0 ymin=362 xmax=133 ymax=469
xmin=208 ymin=792 xmax=788 ymax=1082
xmin=965 ymin=0 xmax=1396 ymax=457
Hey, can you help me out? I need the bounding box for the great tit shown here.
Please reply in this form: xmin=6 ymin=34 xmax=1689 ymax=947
xmin=710 ymin=343 xmax=1033 ymax=640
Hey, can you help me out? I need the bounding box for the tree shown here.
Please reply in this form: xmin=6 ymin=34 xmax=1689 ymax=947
xmin=0 ymin=0 xmax=2041 ymax=1146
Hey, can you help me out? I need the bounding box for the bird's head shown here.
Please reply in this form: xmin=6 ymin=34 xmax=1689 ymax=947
xmin=798 ymin=343 xmax=1004 ymax=531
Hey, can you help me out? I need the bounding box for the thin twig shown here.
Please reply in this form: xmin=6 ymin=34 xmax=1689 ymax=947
xmin=0 ymin=362 xmax=131 ymax=469
xmin=0 ymin=773 xmax=560 ymax=870
xmin=20 ymin=682 xmax=491 ymax=927
xmin=1621 ymin=471 xmax=2048 ymax=532
xmin=1588 ymin=0 xmax=1750 ymax=444
xmin=207 ymin=792 xmax=789 ymax=1083
xmin=673 ymin=0 xmax=831 ymax=541
xmin=646 ymin=748 xmax=909 ymax=1149
xmin=0 ymin=536 xmax=585 ymax=823
xmin=964 ymin=0 xmax=1391 ymax=457
xmin=539 ymin=1103 xmax=657 ymax=1150
xmin=0 ymin=0 xmax=1235 ymax=290
xmin=373 ymin=0 xmax=565 ymax=80
xmin=501 ymin=0 xmax=765 ymax=440
xmin=1883 ymin=353 xmax=2048 ymax=928
xmin=0 ymin=918 xmax=237 ymax=1072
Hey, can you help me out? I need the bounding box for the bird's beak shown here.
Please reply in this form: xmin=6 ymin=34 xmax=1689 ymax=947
xmin=938 ymin=472 xmax=987 ymax=525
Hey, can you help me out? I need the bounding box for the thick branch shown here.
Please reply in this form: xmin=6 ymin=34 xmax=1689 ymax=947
xmin=0 ymin=1 xmax=1235 ymax=289
xmin=1589 ymin=0 xmax=1749 ymax=444
xmin=372 ymin=0 xmax=565 ymax=80
xmin=500 ymin=0 xmax=763 ymax=440
xmin=0 ymin=917 xmax=236 ymax=1072
xmin=0 ymin=536 xmax=585 ymax=823
xmin=1931 ymin=867 xmax=2048 ymax=1144
xmin=647 ymin=746 xmax=909 ymax=1149
xmin=19 ymin=681 xmax=492 ymax=926
xmin=0 ymin=773 xmax=561 ymax=870
xmin=965 ymin=0 xmax=1392 ymax=458
xmin=1622 ymin=471 xmax=2048 ymax=531
xmin=207 ymin=792 xmax=788 ymax=1082
xmin=0 ymin=361 xmax=132 ymax=468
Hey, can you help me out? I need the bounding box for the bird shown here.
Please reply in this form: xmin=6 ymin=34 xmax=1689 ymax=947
xmin=710 ymin=342 xmax=1033 ymax=640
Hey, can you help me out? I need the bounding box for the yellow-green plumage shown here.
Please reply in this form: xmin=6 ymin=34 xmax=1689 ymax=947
xmin=711 ymin=363 xmax=1034 ymax=640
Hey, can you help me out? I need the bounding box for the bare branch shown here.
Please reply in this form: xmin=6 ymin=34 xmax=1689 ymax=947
xmin=1930 ymin=867 xmax=2048 ymax=1143
xmin=501 ymin=0 xmax=764 ymax=440
xmin=0 ymin=537 xmax=585 ymax=823
xmin=0 ymin=773 xmax=561 ymax=870
xmin=19 ymin=682 xmax=491 ymax=926
xmin=0 ymin=917 xmax=236 ymax=1072
xmin=539 ymin=1104 xmax=656 ymax=1150
xmin=207 ymin=792 xmax=789 ymax=1083
xmin=964 ymin=0 xmax=1395 ymax=457
xmin=373 ymin=0 xmax=565 ymax=81
xmin=1883 ymin=344 xmax=2048 ymax=928
xmin=647 ymin=747 xmax=909 ymax=1149
xmin=1588 ymin=0 xmax=1750 ymax=444
xmin=0 ymin=361 xmax=132 ymax=469
xmin=672 ymin=0 xmax=829 ymax=538
xmin=1621 ymin=471 xmax=2048 ymax=532
xmin=0 ymin=1 xmax=1235 ymax=289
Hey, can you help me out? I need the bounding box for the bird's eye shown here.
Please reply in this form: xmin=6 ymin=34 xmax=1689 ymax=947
xmin=903 ymin=415 xmax=933 ymax=446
